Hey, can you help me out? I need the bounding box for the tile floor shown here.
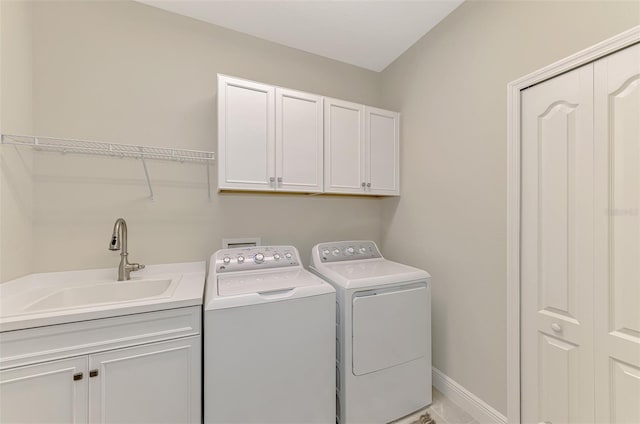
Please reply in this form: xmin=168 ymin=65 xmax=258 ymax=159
xmin=392 ymin=388 xmax=479 ymax=424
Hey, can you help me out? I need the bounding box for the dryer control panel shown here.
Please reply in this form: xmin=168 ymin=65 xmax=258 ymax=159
xmin=314 ymin=240 xmax=382 ymax=263
xmin=215 ymin=245 xmax=300 ymax=273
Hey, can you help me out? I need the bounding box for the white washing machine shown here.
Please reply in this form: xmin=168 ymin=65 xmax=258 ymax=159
xmin=310 ymin=241 xmax=432 ymax=424
xmin=204 ymin=246 xmax=335 ymax=424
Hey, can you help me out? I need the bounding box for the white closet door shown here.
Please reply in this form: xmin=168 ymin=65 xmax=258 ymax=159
xmin=218 ymin=76 xmax=275 ymax=191
xmin=275 ymin=88 xmax=323 ymax=193
xmin=594 ymin=42 xmax=640 ymax=424
xmin=521 ymin=63 xmax=595 ymax=424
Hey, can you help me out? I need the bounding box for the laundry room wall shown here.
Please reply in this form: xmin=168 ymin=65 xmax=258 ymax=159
xmin=0 ymin=0 xmax=386 ymax=280
xmin=379 ymin=0 xmax=640 ymax=415
xmin=0 ymin=0 xmax=35 ymax=282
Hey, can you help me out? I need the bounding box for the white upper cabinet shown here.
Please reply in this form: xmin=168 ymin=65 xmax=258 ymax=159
xmin=218 ymin=75 xmax=399 ymax=196
xmin=218 ymin=75 xmax=323 ymax=193
xmin=276 ymin=88 xmax=324 ymax=192
xmin=366 ymin=106 xmax=400 ymax=195
xmin=324 ymin=99 xmax=400 ymax=195
xmin=324 ymin=98 xmax=366 ymax=194
xmin=218 ymin=75 xmax=275 ymax=191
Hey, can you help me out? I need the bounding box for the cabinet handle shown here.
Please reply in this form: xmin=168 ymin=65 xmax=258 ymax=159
xmin=366 ymin=182 xmax=371 ymax=188
xmin=277 ymin=177 xmax=283 ymax=185
xmin=89 ymin=369 xmax=99 ymax=378
xmin=551 ymin=323 xmax=562 ymax=332
xmin=269 ymin=177 xmax=275 ymax=186
xmin=361 ymin=182 xmax=366 ymax=188
xmin=73 ymin=372 xmax=83 ymax=381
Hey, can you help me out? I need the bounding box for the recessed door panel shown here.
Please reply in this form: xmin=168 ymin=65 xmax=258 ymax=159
xmin=275 ymin=89 xmax=323 ymax=192
xmin=324 ymin=99 xmax=365 ymax=193
xmin=521 ymin=62 xmax=595 ymax=424
xmin=594 ymin=42 xmax=640 ymax=424
xmin=352 ymin=285 xmax=429 ymax=376
xmin=366 ymin=107 xmax=399 ymax=195
xmin=0 ymin=356 xmax=88 ymax=424
xmin=218 ymin=76 xmax=274 ymax=190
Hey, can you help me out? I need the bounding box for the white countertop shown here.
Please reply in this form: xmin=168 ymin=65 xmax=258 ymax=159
xmin=0 ymin=262 xmax=205 ymax=332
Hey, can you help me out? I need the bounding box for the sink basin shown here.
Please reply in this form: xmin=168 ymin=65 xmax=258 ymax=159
xmin=23 ymin=278 xmax=174 ymax=313
xmin=0 ymin=261 xmax=206 ymax=332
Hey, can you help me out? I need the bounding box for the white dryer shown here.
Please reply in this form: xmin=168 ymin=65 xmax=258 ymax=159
xmin=204 ymin=246 xmax=335 ymax=424
xmin=310 ymin=241 xmax=432 ymax=424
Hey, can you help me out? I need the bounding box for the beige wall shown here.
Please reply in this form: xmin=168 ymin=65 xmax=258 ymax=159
xmin=379 ymin=0 xmax=640 ymax=414
xmin=0 ymin=0 xmax=34 ymax=281
xmin=15 ymin=0 xmax=385 ymax=276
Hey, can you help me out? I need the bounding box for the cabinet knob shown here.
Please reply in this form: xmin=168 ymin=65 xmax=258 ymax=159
xmin=277 ymin=177 xmax=283 ymax=184
xmin=551 ymin=323 xmax=562 ymax=332
xmin=269 ymin=177 xmax=275 ymax=185
xmin=361 ymin=182 xmax=366 ymax=188
xmin=366 ymin=182 xmax=371 ymax=188
xmin=73 ymin=372 xmax=83 ymax=381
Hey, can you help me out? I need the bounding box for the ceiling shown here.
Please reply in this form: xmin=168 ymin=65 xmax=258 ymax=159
xmin=136 ymin=0 xmax=464 ymax=72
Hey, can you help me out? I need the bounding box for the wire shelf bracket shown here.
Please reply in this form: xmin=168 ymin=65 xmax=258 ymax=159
xmin=1 ymin=134 xmax=216 ymax=201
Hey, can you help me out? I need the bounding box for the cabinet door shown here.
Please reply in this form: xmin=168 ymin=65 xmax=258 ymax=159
xmin=365 ymin=106 xmax=400 ymax=195
xmin=521 ymin=63 xmax=595 ymax=424
xmin=88 ymin=336 xmax=201 ymax=424
xmin=0 ymin=356 xmax=88 ymax=424
xmin=275 ymin=88 xmax=323 ymax=193
xmin=218 ymin=75 xmax=275 ymax=191
xmin=324 ymin=98 xmax=366 ymax=194
xmin=594 ymin=42 xmax=640 ymax=424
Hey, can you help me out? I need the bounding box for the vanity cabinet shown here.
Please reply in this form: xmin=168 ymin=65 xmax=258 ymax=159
xmin=0 ymin=307 xmax=201 ymax=424
xmin=324 ymin=100 xmax=400 ymax=195
xmin=218 ymin=75 xmax=324 ymax=192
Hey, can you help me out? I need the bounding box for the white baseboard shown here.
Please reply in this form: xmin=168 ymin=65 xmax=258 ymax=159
xmin=432 ymin=367 xmax=507 ymax=424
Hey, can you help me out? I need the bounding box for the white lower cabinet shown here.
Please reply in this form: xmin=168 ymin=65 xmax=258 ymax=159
xmin=0 ymin=307 xmax=201 ymax=424
xmin=0 ymin=357 xmax=88 ymax=424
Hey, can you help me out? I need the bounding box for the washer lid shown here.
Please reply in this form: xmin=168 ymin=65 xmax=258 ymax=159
xmin=313 ymin=259 xmax=430 ymax=289
xmin=217 ymin=268 xmax=323 ymax=297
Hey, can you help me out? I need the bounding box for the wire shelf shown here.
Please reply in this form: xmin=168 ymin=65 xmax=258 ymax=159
xmin=0 ymin=134 xmax=215 ymax=162
xmin=1 ymin=134 xmax=215 ymax=201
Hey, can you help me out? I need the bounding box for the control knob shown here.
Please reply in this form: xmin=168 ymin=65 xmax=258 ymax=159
xmin=322 ymin=249 xmax=330 ymax=256
xmin=273 ymin=253 xmax=281 ymax=261
xmin=359 ymin=247 xmax=367 ymax=254
xmin=223 ymin=256 xmax=231 ymax=265
xmin=285 ymin=253 xmax=292 ymax=259
xmin=332 ymin=249 xmax=340 ymax=256
xmin=345 ymin=247 xmax=355 ymax=255
xmin=237 ymin=256 xmax=245 ymax=263
xmin=254 ymin=253 xmax=265 ymax=264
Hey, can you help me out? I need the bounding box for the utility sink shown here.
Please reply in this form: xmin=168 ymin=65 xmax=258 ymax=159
xmin=0 ymin=262 xmax=206 ymax=332
xmin=23 ymin=278 xmax=175 ymax=313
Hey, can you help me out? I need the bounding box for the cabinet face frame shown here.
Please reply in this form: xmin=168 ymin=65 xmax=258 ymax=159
xmin=218 ymin=75 xmax=276 ymax=191
xmin=506 ymin=26 xmax=640 ymax=423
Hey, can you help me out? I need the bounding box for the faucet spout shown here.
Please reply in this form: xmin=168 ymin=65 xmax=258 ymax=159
xmin=108 ymin=218 xmax=145 ymax=281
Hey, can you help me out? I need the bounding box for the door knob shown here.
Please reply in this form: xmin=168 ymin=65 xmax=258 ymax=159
xmin=551 ymin=323 xmax=562 ymax=332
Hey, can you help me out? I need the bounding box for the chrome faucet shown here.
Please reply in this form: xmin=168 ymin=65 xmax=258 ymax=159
xmin=108 ymin=218 xmax=145 ymax=281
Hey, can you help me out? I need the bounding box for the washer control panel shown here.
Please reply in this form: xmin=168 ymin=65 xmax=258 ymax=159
xmin=215 ymin=245 xmax=299 ymax=273
xmin=316 ymin=241 xmax=382 ymax=263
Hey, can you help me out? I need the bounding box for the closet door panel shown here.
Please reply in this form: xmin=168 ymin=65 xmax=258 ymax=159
xmin=594 ymin=42 xmax=640 ymax=424
xmin=521 ymin=63 xmax=595 ymax=424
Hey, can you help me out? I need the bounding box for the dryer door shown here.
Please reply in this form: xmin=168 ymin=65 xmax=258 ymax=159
xmin=352 ymin=284 xmax=429 ymax=376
